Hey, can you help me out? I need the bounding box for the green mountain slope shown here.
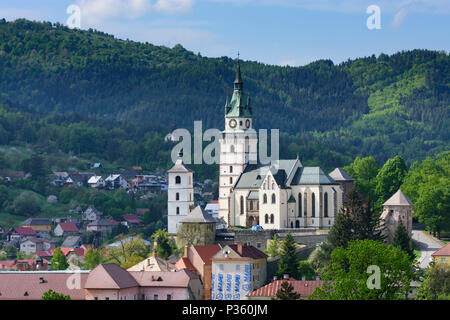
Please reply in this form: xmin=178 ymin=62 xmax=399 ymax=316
xmin=0 ymin=19 xmax=448 ymax=165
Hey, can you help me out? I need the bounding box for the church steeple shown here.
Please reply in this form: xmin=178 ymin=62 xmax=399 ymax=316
xmin=234 ymin=59 xmax=243 ymax=91
xmin=225 ymin=55 xmax=251 ymax=118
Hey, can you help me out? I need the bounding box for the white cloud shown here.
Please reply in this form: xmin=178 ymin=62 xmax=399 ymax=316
xmin=392 ymin=7 xmax=408 ymax=27
xmin=76 ymin=0 xmax=194 ymax=24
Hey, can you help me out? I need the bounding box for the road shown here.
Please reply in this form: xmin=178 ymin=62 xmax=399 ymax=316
xmin=411 ymin=230 xmax=444 ymax=269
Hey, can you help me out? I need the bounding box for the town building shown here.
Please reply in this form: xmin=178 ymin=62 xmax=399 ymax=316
xmin=105 ymin=174 xmax=129 ymax=190
xmin=82 ymin=205 xmax=103 ymax=221
xmin=87 ymin=175 xmax=105 ymax=188
xmin=6 ymin=227 xmax=37 ymax=242
xmin=176 ymin=206 xmax=217 ymax=248
xmin=211 ymin=243 xmax=267 ymax=300
xmin=54 ymin=222 xmax=79 ymax=237
xmin=20 ymin=218 xmax=52 ymax=233
xmin=127 ymin=251 xmax=176 ymax=272
xmin=380 ymin=189 xmax=413 ymax=244
xmin=328 ymin=167 xmax=355 ymax=203
xmin=20 ymin=238 xmax=55 ymax=255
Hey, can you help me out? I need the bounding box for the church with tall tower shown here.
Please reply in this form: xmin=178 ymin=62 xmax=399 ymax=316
xmin=168 ymin=59 xmax=346 ymax=234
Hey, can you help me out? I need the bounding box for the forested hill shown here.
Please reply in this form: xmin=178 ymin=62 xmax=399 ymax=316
xmin=0 ymin=18 xmax=449 ymax=165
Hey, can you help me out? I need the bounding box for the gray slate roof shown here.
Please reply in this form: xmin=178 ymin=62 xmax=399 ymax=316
xmin=168 ymin=157 xmax=191 ymax=173
xmin=247 ymin=191 xmax=259 ymax=200
xmin=61 ymin=236 xmax=81 ymax=248
xmin=383 ymin=190 xmax=413 ymax=206
xmin=329 ymin=167 xmax=355 ymax=181
xmin=291 ymin=167 xmax=339 ymax=185
xmin=181 ymin=206 xmax=216 ymax=223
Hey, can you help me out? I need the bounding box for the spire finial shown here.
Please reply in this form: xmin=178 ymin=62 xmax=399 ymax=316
xmin=234 ymin=52 xmax=243 ymax=88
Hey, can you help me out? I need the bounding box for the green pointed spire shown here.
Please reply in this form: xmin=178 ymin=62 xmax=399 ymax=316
xmin=225 ymin=57 xmax=252 ymax=118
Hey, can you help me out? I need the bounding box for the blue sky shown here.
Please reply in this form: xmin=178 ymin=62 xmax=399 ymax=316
xmin=1 ymin=0 xmax=449 ymax=66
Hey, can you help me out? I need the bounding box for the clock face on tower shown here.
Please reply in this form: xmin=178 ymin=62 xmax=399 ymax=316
xmin=229 ymin=119 xmax=237 ymax=128
xmin=246 ymin=119 xmax=250 ymax=128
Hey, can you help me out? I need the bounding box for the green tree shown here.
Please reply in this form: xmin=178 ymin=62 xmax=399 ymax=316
xmin=11 ymin=191 xmax=41 ymax=216
xmin=275 ymin=281 xmax=301 ymax=300
xmin=374 ymin=156 xmax=408 ymax=207
xmin=297 ymin=261 xmax=316 ymax=280
xmin=310 ymin=240 xmax=420 ymax=300
xmin=5 ymin=244 xmax=18 ymax=259
xmin=42 ymin=289 xmax=71 ymax=300
xmin=308 ymin=242 xmax=333 ymax=277
xmin=151 ymin=229 xmax=175 ymax=260
xmin=83 ymin=248 xmax=102 ymax=270
xmin=50 ymin=247 xmax=69 ymax=270
xmin=343 ymin=156 xmax=379 ymax=198
xmin=265 ymin=234 xmax=280 ymax=259
xmin=276 ymin=233 xmax=299 ymax=279
xmin=391 ymin=222 xmax=414 ymax=260
xmin=103 ymin=237 xmax=149 ymax=267
xmin=416 ymin=262 xmax=450 ymax=300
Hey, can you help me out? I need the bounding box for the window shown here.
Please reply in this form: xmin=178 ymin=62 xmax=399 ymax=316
xmin=249 ymin=201 xmax=254 ymax=211
xmin=442 ymin=258 xmax=447 ymax=262
xmin=272 ymin=183 xmax=275 ymax=189
xmin=176 ymin=207 xmax=180 ymax=215
xmin=270 ymin=214 xmax=274 ymax=224
xmin=290 ymin=222 xmax=293 ymax=228
xmin=230 ymin=177 xmax=233 ymax=184
xmin=271 ymin=194 xmax=276 ymax=204
xmin=265 ymin=214 xmax=268 ymax=224
xmin=295 ymin=220 xmax=300 ymax=228
xmin=167 ymin=294 xmax=172 ymax=300
xmin=94 ymin=297 xmax=98 ymax=300
xmin=240 ymin=196 xmax=244 ymax=215
xmin=230 ymin=166 xmax=233 ymax=173
xmin=176 ymin=192 xmax=179 ymax=201
xmin=105 ymin=297 xmax=109 ymax=300
xmin=263 ymin=194 xmax=267 ymax=204
xmin=154 ymin=294 xmax=158 ymax=300
xmin=304 ymin=193 xmax=307 ymax=216
xmin=298 ymin=193 xmax=302 ymax=217
xmin=175 ymin=176 xmax=181 ymax=184
xmin=230 ymin=145 xmax=235 ymax=153
xmin=324 ymin=192 xmax=328 ymax=218
xmin=311 ymin=193 xmax=315 ymax=217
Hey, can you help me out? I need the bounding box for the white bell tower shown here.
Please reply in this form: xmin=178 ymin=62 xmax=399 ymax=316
xmin=167 ymin=151 xmax=194 ymax=234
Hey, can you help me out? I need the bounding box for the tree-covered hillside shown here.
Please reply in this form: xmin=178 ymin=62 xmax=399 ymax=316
xmin=0 ymin=19 xmax=448 ymax=166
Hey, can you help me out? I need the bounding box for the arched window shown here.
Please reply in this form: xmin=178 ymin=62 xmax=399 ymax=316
xmin=175 ymin=176 xmax=181 ymax=184
xmin=324 ymin=192 xmax=328 ymax=218
xmin=304 ymin=193 xmax=307 ymax=216
xmin=263 ymin=183 xmax=266 ymax=190
xmin=298 ymin=193 xmax=302 ymax=217
xmin=295 ymin=220 xmax=300 ymax=228
xmin=290 ymin=222 xmax=294 ymax=228
xmin=250 ymin=201 xmax=254 ymax=211
xmin=176 ymin=207 xmax=180 ymax=215
xmin=272 ymin=183 xmax=275 ymax=190
xmin=176 ymin=193 xmax=179 ymax=201
xmin=229 ymin=177 xmax=233 ymax=184
xmin=311 ymin=193 xmax=316 ymax=217
xmin=240 ymin=196 xmax=244 ymax=215
xmin=270 ymin=214 xmax=274 ymax=224
xmin=265 ymin=214 xmax=268 ymax=224
xmin=263 ymin=194 xmax=267 ymax=204
xmin=230 ymin=145 xmax=235 ymax=153
xmin=271 ymin=194 xmax=276 ymax=204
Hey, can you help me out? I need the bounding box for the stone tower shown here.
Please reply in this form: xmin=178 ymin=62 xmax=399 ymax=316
xmin=218 ymin=60 xmax=258 ymax=227
xmin=176 ymin=206 xmax=217 ymax=248
xmin=380 ymin=189 xmax=414 ymax=244
xmin=167 ymin=152 xmax=194 ymax=235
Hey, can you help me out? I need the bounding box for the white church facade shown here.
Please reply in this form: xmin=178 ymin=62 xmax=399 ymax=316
xmin=168 ymin=61 xmax=344 ymax=234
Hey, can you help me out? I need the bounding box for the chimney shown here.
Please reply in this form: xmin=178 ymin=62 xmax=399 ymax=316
xmin=152 ymin=250 xmax=157 ymax=258
xmin=283 ymin=274 xmax=289 ymax=280
xmin=273 ymin=276 xmax=277 ymax=281
xmin=237 ymin=243 xmax=243 ymax=256
xmin=184 ymin=245 xmax=188 ymax=258
xmin=302 ymin=276 xmax=306 ymax=281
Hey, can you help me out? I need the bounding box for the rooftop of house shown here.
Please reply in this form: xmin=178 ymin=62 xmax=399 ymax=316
xmin=181 ymin=206 xmax=216 ymax=224
xmin=228 ymin=244 xmax=267 ymax=260
xmin=57 ymin=222 xmax=79 ymax=232
xmin=247 ymin=278 xmax=324 ymax=298
xmin=432 ymin=243 xmax=450 ymax=257
xmin=84 ymin=263 xmax=139 ymax=290
xmin=121 ymin=214 xmax=143 ymax=224
xmin=127 ymin=251 xmax=176 ymax=272
xmin=129 ymin=269 xmax=199 ymax=288
xmin=0 ymin=272 xmax=89 ymax=300
xmin=10 ymin=227 xmax=37 ymax=236
xmin=329 ymin=167 xmax=355 ymax=181
xmin=192 ymin=244 xmax=222 ymax=266
xmin=383 ymin=190 xmax=413 ymax=206
xmin=20 ymin=218 xmax=51 ymax=226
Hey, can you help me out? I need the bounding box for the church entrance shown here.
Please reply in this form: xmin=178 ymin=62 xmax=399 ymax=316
xmin=295 ymin=220 xmax=300 ymax=228
xmin=248 ymin=216 xmax=255 ymax=227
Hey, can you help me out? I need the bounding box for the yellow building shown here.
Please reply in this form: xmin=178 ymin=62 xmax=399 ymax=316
xmin=432 ymin=243 xmax=450 ymax=265
xmin=20 ymin=218 xmax=52 ymax=232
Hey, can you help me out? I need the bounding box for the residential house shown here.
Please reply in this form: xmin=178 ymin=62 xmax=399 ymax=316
xmin=127 ymin=251 xmax=176 ymax=272
xmin=87 ymin=175 xmax=106 ymax=188
xmin=84 ymin=263 xmax=202 ymax=300
xmin=6 ymin=227 xmax=37 ymax=242
xmin=105 ymin=174 xmax=129 ymax=190
xmin=247 ymin=277 xmax=324 ymax=300
xmin=175 ymin=244 xmax=221 ymax=300
xmin=86 ymin=219 xmax=113 ymax=237
xmin=61 ymin=236 xmax=82 ymax=248
xmin=82 ymin=206 xmax=103 ymax=222
xmin=51 ymin=172 xmax=69 ymax=187
xmin=431 ymin=243 xmax=450 ymax=265
xmin=54 ymin=222 xmax=79 ymax=237
xmin=65 ymin=173 xmax=86 ymax=187
xmin=0 ymin=271 xmax=90 ymax=300
xmin=211 ymin=243 xmax=267 ymax=300
xmin=20 ymin=218 xmax=52 ymax=233
xmin=204 ymin=200 xmax=219 ymax=219
xmin=20 ymin=238 xmax=56 ymax=255
xmin=121 ymin=214 xmax=144 ymax=228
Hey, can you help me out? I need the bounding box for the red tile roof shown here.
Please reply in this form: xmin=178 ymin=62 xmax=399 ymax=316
xmin=49 ymin=247 xmax=86 ymax=257
xmin=121 ymin=214 xmax=143 ymax=224
xmin=228 ymin=244 xmax=267 ymax=259
xmin=12 ymin=227 xmax=36 ymax=236
xmin=84 ymin=263 xmax=139 ymax=289
xmin=247 ymin=279 xmax=324 ymax=298
xmin=0 ymin=272 xmax=88 ymax=300
xmin=175 ymin=257 xmax=196 ymax=273
xmin=193 ymin=245 xmax=222 ymax=265
xmin=106 ymin=219 xmax=119 ymax=226
xmin=432 ymin=243 xmax=450 ymax=257
xmin=58 ymin=222 xmax=79 ymax=232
